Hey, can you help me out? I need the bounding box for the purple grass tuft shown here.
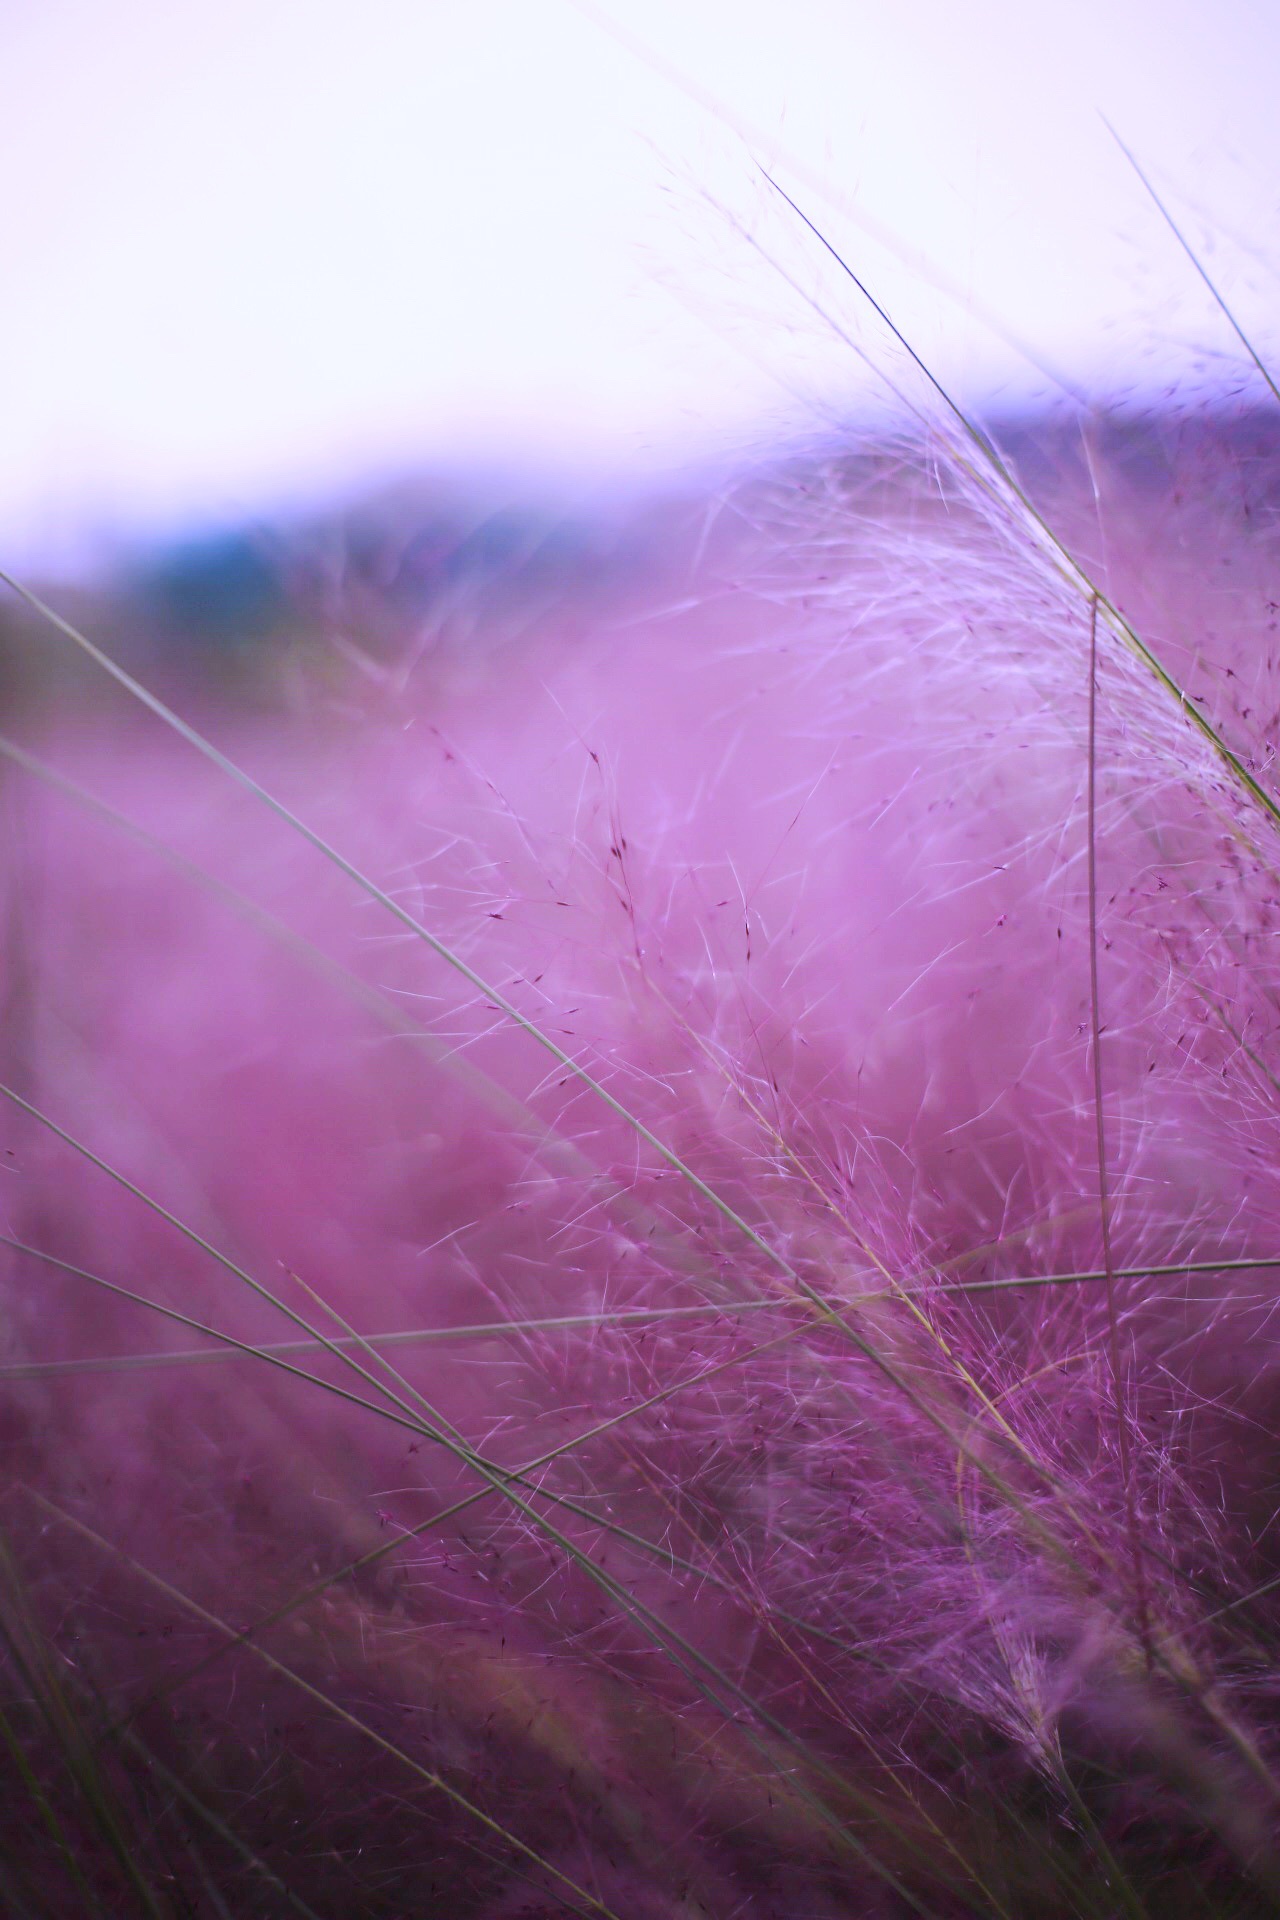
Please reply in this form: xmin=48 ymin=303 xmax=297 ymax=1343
xmin=4 ymin=408 xmax=1280 ymax=1917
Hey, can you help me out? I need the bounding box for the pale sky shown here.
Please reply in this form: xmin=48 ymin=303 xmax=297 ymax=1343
xmin=3 ymin=0 xmax=1278 ymax=563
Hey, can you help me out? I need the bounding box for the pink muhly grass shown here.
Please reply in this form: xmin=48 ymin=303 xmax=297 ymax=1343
xmin=4 ymin=240 xmax=1280 ymax=1918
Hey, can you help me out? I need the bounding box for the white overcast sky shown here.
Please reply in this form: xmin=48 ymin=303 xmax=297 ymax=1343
xmin=3 ymin=0 xmax=1279 ymax=562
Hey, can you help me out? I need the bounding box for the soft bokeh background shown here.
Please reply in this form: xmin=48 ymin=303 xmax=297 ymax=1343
xmin=3 ymin=0 xmax=1278 ymax=567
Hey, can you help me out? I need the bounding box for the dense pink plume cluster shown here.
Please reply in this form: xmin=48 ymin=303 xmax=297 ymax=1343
xmin=4 ymin=417 xmax=1280 ymax=1916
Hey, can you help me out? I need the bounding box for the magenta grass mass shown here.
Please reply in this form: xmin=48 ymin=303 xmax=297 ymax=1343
xmin=3 ymin=393 xmax=1280 ymax=1917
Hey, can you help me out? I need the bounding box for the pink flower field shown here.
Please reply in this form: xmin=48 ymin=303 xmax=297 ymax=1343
xmin=4 ymin=407 xmax=1280 ymax=1916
